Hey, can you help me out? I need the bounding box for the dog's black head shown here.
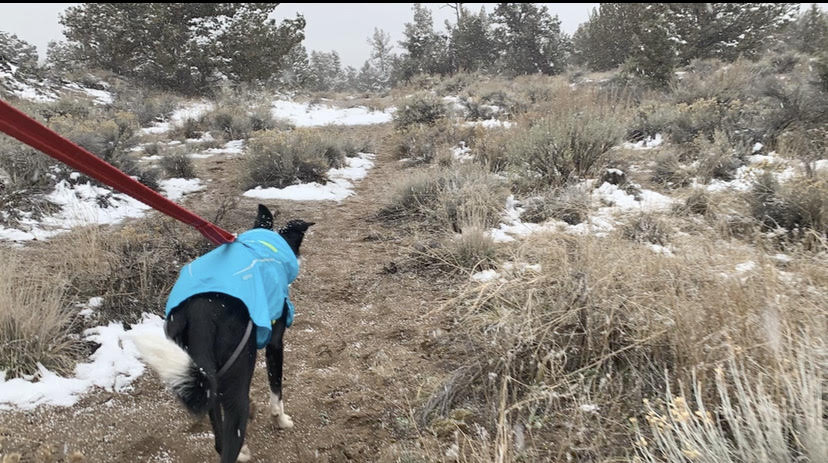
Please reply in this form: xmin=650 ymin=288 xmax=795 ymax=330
xmin=254 ymin=204 xmax=314 ymax=257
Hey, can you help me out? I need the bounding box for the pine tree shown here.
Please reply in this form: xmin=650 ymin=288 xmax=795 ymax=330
xmin=397 ymin=4 xmax=450 ymax=80
xmin=0 ymin=32 xmax=39 ymax=74
xmin=309 ymin=51 xmax=345 ymax=92
xmin=367 ymin=28 xmax=395 ymax=88
xmin=624 ymin=5 xmax=676 ymax=88
xmin=572 ymin=4 xmax=648 ymax=72
xmin=490 ymin=3 xmax=569 ymax=75
xmin=666 ymin=3 xmax=799 ymax=63
xmin=60 ymin=3 xmax=305 ymax=93
xmin=787 ymin=4 xmax=828 ymax=54
xmin=278 ymin=43 xmax=313 ymax=89
xmin=448 ymin=6 xmax=495 ymax=73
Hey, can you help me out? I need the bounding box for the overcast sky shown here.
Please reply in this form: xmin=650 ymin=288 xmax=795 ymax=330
xmin=0 ymin=3 xmax=824 ymax=68
xmin=0 ymin=3 xmax=597 ymax=67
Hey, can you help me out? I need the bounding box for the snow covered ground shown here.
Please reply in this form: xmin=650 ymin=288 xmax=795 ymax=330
xmin=140 ymin=101 xmax=215 ymax=135
xmin=489 ymin=180 xmax=674 ymax=243
xmin=243 ymin=153 xmax=375 ymax=202
xmin=0 ymin=178 xmax=204 ymax=242
xmin=0 ymin=314 xmax=163 ymax=410
xmin=271 ymin=100 xmax=393 ymax=127
xmin=1 ymin=65 xmax=115 ymax=105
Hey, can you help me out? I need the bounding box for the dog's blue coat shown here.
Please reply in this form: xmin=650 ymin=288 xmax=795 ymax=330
xmin=165 ymin=228 xmax=298 ymax=348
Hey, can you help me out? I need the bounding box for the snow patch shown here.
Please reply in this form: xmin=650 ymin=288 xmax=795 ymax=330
xmin=471 ymin=269 xmax=499 ymax=282
xmin=271 ymin=100 xmax=392 ymax=127
xmin=243 ymin=153 xmax=375 ymax=202
xmin=1 ymin=177 xmax=204 ymax=242
xmin=622 ymin=134 xmax=663 ymax=150
xmin=0 ymin=314 xmax=164 ymax=410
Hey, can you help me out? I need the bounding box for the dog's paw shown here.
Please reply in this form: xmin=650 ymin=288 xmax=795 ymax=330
xmin=237 ymin=444 xmax=251 ymax=462
xmin=276 ymin=413 xmax=294 ymax=429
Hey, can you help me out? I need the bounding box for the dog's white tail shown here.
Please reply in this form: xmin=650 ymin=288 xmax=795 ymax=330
xmin=131 ymin=332 xmax=192 ymax=388
xmin=130 ymin=332 xmax=215 ymax=414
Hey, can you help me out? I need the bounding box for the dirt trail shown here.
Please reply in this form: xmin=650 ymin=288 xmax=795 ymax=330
xmin=0 ymin=149 xmax=449 ymax=462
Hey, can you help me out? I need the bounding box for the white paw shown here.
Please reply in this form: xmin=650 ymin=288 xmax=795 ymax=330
xmin=276 ymin=413 xmax=294 ymax=429
xmin=237 ymin=444 xmax=251 ymax=462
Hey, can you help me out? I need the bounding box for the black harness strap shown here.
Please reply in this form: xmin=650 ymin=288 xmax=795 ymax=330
xmin=217 ymin=320 xmax=254 ymax=378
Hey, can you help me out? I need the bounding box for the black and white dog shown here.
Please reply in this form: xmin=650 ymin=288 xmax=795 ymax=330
xmin=133 ymin=205 xmax=313 ymax=463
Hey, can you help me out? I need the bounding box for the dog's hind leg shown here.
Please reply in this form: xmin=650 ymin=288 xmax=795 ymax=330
xmin=217 ymin=389 xmax=251 ymax=463
xmin=209 ymin=405 xmax=223 ymax=455
xmin=266 ymin=309 xmax=294 ymax=429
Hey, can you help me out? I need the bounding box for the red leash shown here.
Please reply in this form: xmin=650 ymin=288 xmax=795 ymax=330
xmin=0 ymin=99 xmax=235 ymax=245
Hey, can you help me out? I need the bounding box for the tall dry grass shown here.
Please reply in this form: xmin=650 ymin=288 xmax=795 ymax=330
xmin=634 ymin=338 xmax=826 ymax=463
xmin=421 ymin=233 xmax=826 ymax=461
xmin=0 ymin=250 xmax=80 ymax=378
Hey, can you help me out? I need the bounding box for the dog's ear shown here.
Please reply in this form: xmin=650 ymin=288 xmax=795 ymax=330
xmin=254 ymin=204 xmax=274 ymax=230
xmin=278 ymin=219 xmax=315 ymax=256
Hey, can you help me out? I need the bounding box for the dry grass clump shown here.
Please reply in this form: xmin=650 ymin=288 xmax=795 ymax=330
xmin=0 ymin=250 xmax=81 ymax=378
xmin=634 ymin=338 xmax=826 ymax=463
xmin=115 ymin=89 xmax=180 ymax=126
xmin=245 ymin=129 xmax=348 ymax=189
xmin=520 ymin=184 xmax=593 ymax=225
xmin=749 ymin=171 xmax=827 ymax=243
xmin=0 ymin=136 xmax=58 ymax=192
xmin=468 ymin=126 xmax=513 ymax=172
xmin=691 ymin=130 xmax=748 ymax=183
xmin=651 ymin=152 xmax=694 ymax=188
xmin=37 ymin=219 xmax=210 ymax=324
xmin=673 ymin=189 xmax=713 ymax=217
xmin=622 ymin=214 xmax=672 ymax=246
xmin=390 ymin=120 xmax=478 ymax=165
xmin=159 ymin=149 xmax=197 ymax=179
xmin=393 ymin=92 xmax=448 ymax=130
xmin=422 ymin=233 xmax=826 ymax=461
xmin=379 ymin=165 xmax=508 ymax=233
xmin=412 ymin=226 xmax=499 ymax=274
xmin=47 ymin=111 xmax=159 ymax=190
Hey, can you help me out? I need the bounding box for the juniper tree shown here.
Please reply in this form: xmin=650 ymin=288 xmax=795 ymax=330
xmin=490 ymin=3 xmax=570 ymax=75
xmin=60 ymin=3 xmax=305 ymax=93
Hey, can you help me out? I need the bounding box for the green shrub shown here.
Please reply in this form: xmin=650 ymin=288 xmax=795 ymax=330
xmin=379 ymin=165 xmax=507 ymax=232
xmin=506 ymin=113 xmax=626 ymax=190
xmin=521 ymin=185 xmax=593 ymax=225
xmin=245 ymin=130 xmax=349 ymax=189
xmin=393 ymin=93 xmax=447 ymax=130
xmin=160 ymin=151 xmax=196 ymax=179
